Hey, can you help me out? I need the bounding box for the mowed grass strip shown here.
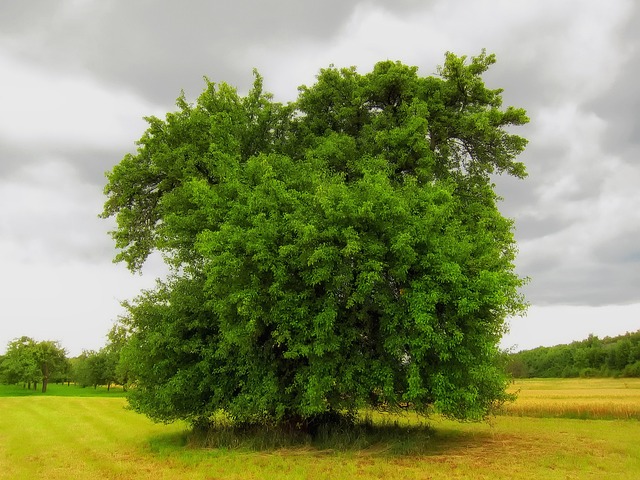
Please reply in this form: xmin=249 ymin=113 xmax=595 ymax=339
xmin=503 ymin=378 xmax=640 ymax=420
xmin=0 ymin=396 xmax=188 ymax=479
xmin=1 ymin=387 xmax=640 ymax=479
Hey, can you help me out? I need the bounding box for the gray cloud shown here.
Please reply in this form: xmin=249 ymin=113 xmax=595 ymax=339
xmin=0 ymin=161 xmax=111 ymax=265
xmin=524 ymin=259 xmax=640 ymax=307
xmin=0 ymin=0 xmax=367 ymax=104
xmin=0 ymin=0 xmax=60 ymax=34
xmin=594 ymin=229 xmax=640 ymax=265
xmin=1 ymin=142 xmax=123 ymax=187
xmin=513 ymin=215 xmax=574 ymax=242
xmin=0 ymin=142 xmax=39 ymax=177
xmin=65 ymin=147 xmax=129 ymax=187
xmin=587 ymin=7 xmax=640 ymax=161
xmin=1 ymin=0 xmax=639 ymax=354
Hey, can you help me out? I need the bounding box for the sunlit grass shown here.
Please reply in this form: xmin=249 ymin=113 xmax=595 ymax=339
xmin=0 ymin=378 xmax=639 ymax=479
xmin=0 ymin=396 xmax=188 ymax=479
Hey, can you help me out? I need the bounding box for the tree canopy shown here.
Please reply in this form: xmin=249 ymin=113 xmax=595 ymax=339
xmin=0 ymin=337 xmax=67 ymax=392
xmin=102 ymin=51 xmax=529 ymax=427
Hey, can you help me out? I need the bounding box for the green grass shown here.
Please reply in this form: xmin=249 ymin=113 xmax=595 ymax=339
xmin=1 ymin=379 xmax=639 ymax=479
xmin=0 ymin=383 xmax=126 ymax=398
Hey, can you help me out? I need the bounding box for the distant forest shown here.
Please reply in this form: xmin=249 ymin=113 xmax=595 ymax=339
xmin=4 ymin=329 xmax=640 ymax=390
xmin=507 ymin=330 xmax=640 ymax=378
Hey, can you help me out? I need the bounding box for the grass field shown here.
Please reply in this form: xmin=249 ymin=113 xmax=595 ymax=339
xmin=0 ymin=383 xmax=126 ymax=397
xmin=1 ymin=379 xmax=639 ymax=479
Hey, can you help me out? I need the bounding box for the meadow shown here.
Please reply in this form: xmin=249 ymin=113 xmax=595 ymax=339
xmin=1 ymin=379 xmax=639 ymax=479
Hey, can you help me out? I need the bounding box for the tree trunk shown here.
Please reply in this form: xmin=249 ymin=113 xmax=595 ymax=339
xmin=41 ymin=363 xmax=49 ymax=393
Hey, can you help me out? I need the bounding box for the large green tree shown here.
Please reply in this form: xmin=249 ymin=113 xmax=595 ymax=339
xmin=103 ymin=51 xmax=528 ymax=427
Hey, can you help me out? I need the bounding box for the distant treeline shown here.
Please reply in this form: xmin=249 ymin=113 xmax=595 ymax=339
xmin=0 ymin=327 xmax=128 ymax=392
xmin=507 ymin=330 xmax=640 ymax=378
xmin=5 ymin=329 xmax=640 ymax=389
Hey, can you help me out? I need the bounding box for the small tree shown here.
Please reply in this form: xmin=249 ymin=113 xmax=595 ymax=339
xmin=1 ymin=337 xmax=67 ymax=392
xmin=104 ymin=51 xmax=528 ymax=427
xmin=105 ymin=322 xmax=133 ymax=390
xmin=72 ymin=352 xmax=92 ymax=387
xmin=74 ymin=350 xmax=113 ymax=389
xmin=51 ymin=356 xmax=73 ymax=386
xmin=35 ymin=341 xmax=67 ymax=393
xmin=1 ymin=337 xmax=40 ymax=388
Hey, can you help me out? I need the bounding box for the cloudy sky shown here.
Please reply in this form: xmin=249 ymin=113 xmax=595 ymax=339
xmin=1 ymin=0 xmax=638 ymax=356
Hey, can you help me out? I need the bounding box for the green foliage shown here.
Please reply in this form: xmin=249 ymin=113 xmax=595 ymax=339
xmin=35 ymin=340 xmax=68 ymax=392
xmin=69 ymin=323 xmax=134 ymax=391
xmin=72 ymin=348 xmax=119 ymax=389
xmin=622 ymin=361 xmax=640 ymax=378
xmin=0 ymin=337 xmax=67 ymax=392
xmin=0 ymin=337 xmax=40 ymax=387
xmin=103 ymin=51 xmax=528 ymax=427
xmin=106 ymin=322 xmax=133 ymax=389
xmin=507 ymin=330 xmax=640 ymax=378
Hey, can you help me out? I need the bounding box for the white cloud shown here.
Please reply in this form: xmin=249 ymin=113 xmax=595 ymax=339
xmin=502 ymin=303 xmax=640 ymax=351
xmin=0 ymin=258 xmax=163 ymax=357
xmin=0 ymin=159 xmax=168 ymax=356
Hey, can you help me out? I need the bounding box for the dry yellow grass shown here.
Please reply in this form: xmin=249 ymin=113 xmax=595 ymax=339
xmin=502 ymin=378 xmax=640 ymax=419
